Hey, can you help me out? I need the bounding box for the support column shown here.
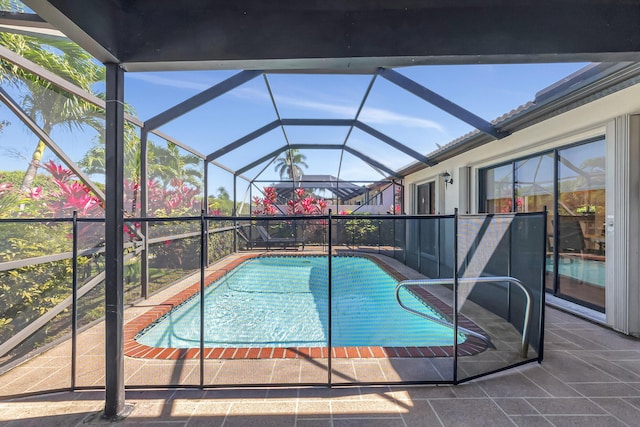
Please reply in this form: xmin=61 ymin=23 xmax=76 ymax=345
xmin=233 ymin=174 xmax=237 ymax=251
xmin=140 ymin=129 xmax=149 ymax=299
xmin=104 ymin=63 xmax=127 ymax=419
xmin=606 ymin=115 xmax=640 ymax=335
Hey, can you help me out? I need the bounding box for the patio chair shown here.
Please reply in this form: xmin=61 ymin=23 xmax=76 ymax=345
xmin=237 ymin=224 xmax=303 ymax=250
xmin=255 ymin=225 xmax=304 ymax=250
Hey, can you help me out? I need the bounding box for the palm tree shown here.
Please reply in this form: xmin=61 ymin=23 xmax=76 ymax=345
xmin=0 ymin=31 xmax=105 ymax=193
xmin=273 ymin=149 xmax=308 ymax=180
xmin=149 ymin=142 xmax=203 ymax=189
xmin=216 ymin=186 xmax=230 ymax=200
xmin=80 ymin=137 xmax=203 ymax=215
xmin=79 ymin=121 xmax=142 ymax=180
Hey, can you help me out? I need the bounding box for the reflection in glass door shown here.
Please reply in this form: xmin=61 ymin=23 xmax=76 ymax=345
xmin=556 ymin=140 xmax=606 ymax=310
xmin=484 ymin=164 xmax=513 ymax=213
xmin=514 ymin=153 xmax=555 ymax=292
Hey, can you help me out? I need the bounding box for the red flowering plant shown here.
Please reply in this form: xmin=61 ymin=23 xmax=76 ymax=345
xmin=251 ymin=186 xmax=329 ymax=245
xmin=252 ymin=186 xmax=278 ymax=215
xmin=0 ymin=162 xmax=105 ymax=291
xmin=39 ymin=160 xmax=106 ymax=245
xmin=139 ymin=178 xmax=203 ymax=270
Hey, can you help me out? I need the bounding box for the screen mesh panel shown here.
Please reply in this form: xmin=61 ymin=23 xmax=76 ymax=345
xmin=0 ymin=221 xmax=73 ymax=397
xmin=456 ymin=214 xmax=545 ymax=382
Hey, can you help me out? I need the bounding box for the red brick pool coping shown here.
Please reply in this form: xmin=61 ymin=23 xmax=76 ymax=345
xmin=124 ymin=253 xmax=490 ymax=360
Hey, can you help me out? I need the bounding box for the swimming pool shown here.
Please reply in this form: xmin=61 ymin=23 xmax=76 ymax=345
xmin=134 ymin=255 xmax=466 ymax=349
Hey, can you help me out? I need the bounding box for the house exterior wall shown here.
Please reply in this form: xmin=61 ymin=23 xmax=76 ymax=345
xmin=343 ymin=183 xmax=398 ymax=214
xmin=404 ymin=83 xmax=640 ymax=335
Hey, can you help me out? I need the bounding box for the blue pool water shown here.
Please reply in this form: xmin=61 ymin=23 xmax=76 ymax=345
xmin=135 ymin=256 xmax=463 ymax=348
xmin=546 ymin=257 xmax=605 ymax=288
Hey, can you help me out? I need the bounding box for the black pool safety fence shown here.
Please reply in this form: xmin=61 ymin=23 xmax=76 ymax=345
xmin=0 ymin=209 xmax=546 ymax=397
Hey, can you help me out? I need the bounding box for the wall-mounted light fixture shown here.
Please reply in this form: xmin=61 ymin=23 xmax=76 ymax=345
xmin=442 ymin=171 xmax=453 ymax=188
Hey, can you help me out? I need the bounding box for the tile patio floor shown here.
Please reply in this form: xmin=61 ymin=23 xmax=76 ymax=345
xmin=1 ymin=252 xmax=640 ymax=425
xmin=1 ymin=306 xmax=640 ymax=425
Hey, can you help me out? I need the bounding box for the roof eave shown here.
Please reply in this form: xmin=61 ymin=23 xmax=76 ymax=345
xmin=397 ymin=61 xmax=640 ymax=177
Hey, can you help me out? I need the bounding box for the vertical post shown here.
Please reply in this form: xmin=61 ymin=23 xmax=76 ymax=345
xmin=392 ymin=217 xmax=397 ymax=260
xmin=104 ymin=63 xmax=126 ymax=419
xmin=539 ymin=207 xmax=548 ymax=363
xmin=71 ymin=211 xmax=78 ymax=391
xmin=417 ymin=218 xmax=422 ymax=273
xmin=336 ymin=179 xmax=339 ymax=214
xmin=327 ymin=209 xmax=332 ymax=387
xmin=552 ymin=150 xmax=560 ymax=295
xmin=507 ymin=213 xmax=513 ymax=323
xmin=233 ymin=174 xmax=237 ymax=251
xmin=200 ymin=209 xmax=206 ymax=387
xmin=453 ymin=208 xmax=459 ymax=384
xmin=402 ymin=216 xmax=406 ymax=264
xmin=392 ymin=182 xmax=396 ymax=216
xmin=511 ymin=163 xmax=517 ymax=213
xmin=249 ymin=183 xmax=253 ymax=248
xmin=233 ymin=175 xmax=237 ymax=216
xmin=140 ymin=129 xmax=149 ymax=300
xmin=203 ymin=161 xmax=209 ymax=266
xmin=436 ymin=217 xmax=441 ymax=278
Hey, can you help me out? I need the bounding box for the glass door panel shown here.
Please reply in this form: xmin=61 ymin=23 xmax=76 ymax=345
xmin=557 ymin=140 xmax=606 ymax=310
xmin=484 ymin=164 xmax=513 ymax=213
xmin=514 ymin=153 xmax=555 ymax=291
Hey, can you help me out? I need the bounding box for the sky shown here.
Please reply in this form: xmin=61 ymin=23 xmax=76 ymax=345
xmin=0 ymin=60 xmax=590 ymax=201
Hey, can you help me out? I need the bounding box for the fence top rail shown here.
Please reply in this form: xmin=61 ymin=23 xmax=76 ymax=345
xmin=0 ymin=217 xmax=107 ymax=223
xmin=0 ymin=211 xmax=547 ymax=225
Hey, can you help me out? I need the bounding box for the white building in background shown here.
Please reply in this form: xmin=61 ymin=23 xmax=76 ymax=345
xmin=401 ymin=63 xmax=640 ymax=336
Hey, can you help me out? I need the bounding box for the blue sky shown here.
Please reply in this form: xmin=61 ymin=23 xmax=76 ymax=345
xmin=1 ymin=62 xmax=589 ymax=198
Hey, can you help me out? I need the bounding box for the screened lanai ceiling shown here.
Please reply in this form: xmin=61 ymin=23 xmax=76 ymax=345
xmin=6 ymin=1 xmax=640 ymax=186
xmin=139 ymin=67 xmax=513 ymax=183
xmin=131 ymin=62 xmax=634 ymax=185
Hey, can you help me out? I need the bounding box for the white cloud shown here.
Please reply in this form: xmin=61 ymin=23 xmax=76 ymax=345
xmin=231 ymin=86 xmax=272 ymax=103
xmin=274 ymin=94 xmax=358 ymax=117
xmin=269 ymin=94 xmax=447 ymax=134
xmin=127 ymin=74 xmax=212 ymax=91
xmin=359 ymin=107 xmax=446 ymax=133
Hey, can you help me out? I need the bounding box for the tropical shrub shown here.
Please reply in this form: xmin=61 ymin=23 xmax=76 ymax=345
xmin=251 ymin=186 xmax=329 ymax=244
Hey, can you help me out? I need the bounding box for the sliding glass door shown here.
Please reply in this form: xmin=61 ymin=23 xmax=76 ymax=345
xmin=480 ymin=137 xmax=606 ymax=311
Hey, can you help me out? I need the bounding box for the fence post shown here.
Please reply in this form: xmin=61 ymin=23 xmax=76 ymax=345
xmin=327 ymin=209 xmax=332 ymax=387
xmin=71 ymin=211 xmax=78 ymax=391
xmin=539 ymin=207 xmax=548 ymax=363
xmin=200 ymin=209 xmax=206 ymax=387
xmin=453 ymin=208 xmax=459 ymax=384
xmin=140 ymin=129 xmax=149 ymax=300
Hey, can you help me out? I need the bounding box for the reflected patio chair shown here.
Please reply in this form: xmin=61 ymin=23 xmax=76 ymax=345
xmin=556 ymin=215 xmax=586 ymax=284
xmin=557 ymin=215 xmax=585 ymax=254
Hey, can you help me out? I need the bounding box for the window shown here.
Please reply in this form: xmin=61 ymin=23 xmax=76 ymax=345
xmin=416 ymin=182 xmax=435 ymax=214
